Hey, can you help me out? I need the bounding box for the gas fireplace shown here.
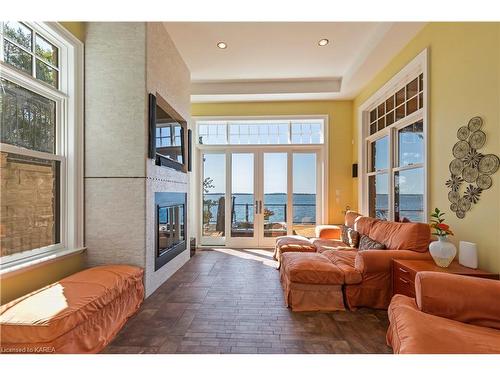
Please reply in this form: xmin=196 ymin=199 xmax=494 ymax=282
xmin=155 ymin=192 xmax=187 ymax=271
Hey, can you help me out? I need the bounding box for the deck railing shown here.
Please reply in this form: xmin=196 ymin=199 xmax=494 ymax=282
xmin=202 ymin=202 xmax=316 ymax=225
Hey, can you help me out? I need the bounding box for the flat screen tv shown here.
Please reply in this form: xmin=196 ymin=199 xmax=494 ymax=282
xmin=148 ymin=93 xmax=188 ymax=172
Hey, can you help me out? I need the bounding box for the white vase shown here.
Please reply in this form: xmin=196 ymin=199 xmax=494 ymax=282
xmin=429 ymin=235 xmax=457 ymax=267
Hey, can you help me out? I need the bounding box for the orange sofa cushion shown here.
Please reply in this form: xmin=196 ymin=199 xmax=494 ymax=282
xmin=310 ymin=238 xmax=351 ymax=252
xmin=0 ymin=265 xmax=144 ymax=354
xmin=387 ymin=294 xmax=500 ymax=354
xmin=322 ymin=250 xmax=362 ymax=284
xmin=273 ymin=235 xmax=317 ymax=263
xmin=281 ymin=252 xmax=344 ymax=285
xmin=369 ymin=220 xmax=430 ymax=252
xmin=315 ymin=225 xmax=342 ymax=240
xmin=344 ymin=211 xmax=361 ymax=228
xmin=353 ymin=216 xmax=378 ymax=236
xmin=415 ymin=272 xmax=500 ymax=330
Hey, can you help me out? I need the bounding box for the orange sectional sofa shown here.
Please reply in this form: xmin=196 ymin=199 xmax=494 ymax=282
xmin=276 ymin=211 xmax=431 ymax=311
xmin=387 ymin=272 xmax=500 ymax=353
xmin=0 ymin=265 xmax=144 ymax=354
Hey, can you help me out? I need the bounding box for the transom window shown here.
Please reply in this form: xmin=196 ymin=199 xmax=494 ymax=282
xmin=197 ymin=119 xmax=324 ymax=145
xmin=361 ymin=50 xmax=427 ymax=223
xmin=2 ymin=22 xmax=60 ymax=88
xmin=369 ymin=74 xmax=423 ymax=135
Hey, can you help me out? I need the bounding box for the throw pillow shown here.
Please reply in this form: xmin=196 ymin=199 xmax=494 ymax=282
xmin=340 ymin=225 xmax=360 ymax=248
xmin=358 ymin=234 xmax=386 ymax=250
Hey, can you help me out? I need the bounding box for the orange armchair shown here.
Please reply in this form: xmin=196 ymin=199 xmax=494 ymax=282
xmin=387 ymin=271 xmax=500 ymax=353
xmin=415 ymin=271 xmax=500 ymax=330
xmin=314 ymin=225 xmax=341 ymax=240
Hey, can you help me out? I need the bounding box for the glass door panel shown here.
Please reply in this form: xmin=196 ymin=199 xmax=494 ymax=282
xmin=200 ymin=149 xmax=323 ymax=247
xmin=231 ymin=153 xmax=255 ymax=239
xmin=292 ymin=153 xmax=317 ymax=237
xmin=263 ymin=153 xmax=287 ymax=238
xmin=201 ymin=153 xmax=226 ymax=244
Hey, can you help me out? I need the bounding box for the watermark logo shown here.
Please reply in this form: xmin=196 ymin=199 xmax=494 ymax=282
xmin=1 ymin=346 xmax=56 ymax=353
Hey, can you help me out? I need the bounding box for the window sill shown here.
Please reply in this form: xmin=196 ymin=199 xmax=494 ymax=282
xmin=0 ymin=247 xmax=86 ymax=278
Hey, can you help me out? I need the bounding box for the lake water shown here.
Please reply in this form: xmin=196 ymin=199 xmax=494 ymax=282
xmin=204 ymin=193 xmax=316 ymax=224
xmin=204 ymin=193 xmax=424 ymax=224
xmin=376 ymin=194 xmax=424 ymax=222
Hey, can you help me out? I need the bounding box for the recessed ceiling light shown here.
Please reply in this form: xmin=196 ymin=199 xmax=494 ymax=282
xmin=318 ymin=38 xmax=329 ymax=46
xmin=217 ymin=41 xmax=227 ymax=49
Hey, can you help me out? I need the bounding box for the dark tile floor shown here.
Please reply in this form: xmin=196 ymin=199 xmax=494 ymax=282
xmin=102 ymin=248 xmax=392 ymax=354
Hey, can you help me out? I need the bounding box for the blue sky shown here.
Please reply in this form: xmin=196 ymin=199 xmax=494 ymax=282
xmin=203 ymin=152 xmax=317 ymax=194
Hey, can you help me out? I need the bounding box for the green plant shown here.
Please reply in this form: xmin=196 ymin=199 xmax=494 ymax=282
xmin=263 ymin=208 xmax=275 ymax=221
xmin=202 ymin=177 xmax=216 ymax=226
xmin=429 ymin=208 xmax=454 ymax=237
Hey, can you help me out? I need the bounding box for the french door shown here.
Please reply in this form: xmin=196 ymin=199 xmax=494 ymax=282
xmin=200 ymin=148 xmax=322 ymax=247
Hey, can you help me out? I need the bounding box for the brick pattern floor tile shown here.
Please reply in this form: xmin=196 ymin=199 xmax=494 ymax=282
xmin=101 ymin=248 xmax=392 ymax=354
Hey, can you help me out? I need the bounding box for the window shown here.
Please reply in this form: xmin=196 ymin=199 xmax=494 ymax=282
xmin=367 ymin=136 xmax=389 ymax=220
xmin=2 ymin=22 xmax=60 ymax=88
xmin=197 ymin=119 xmax=324 ymax=145
xmin=196 ymin=116 xmax=328 ymax=247
xmin=360 ymin=49 xmax=427 ymax=223
xmin=394 ymin=121 xmax=425 ymax=222
xmin=369 ymin=74 xmax=423 ymax=136
xmin=0 ymin=22 xmax=83 ymax=270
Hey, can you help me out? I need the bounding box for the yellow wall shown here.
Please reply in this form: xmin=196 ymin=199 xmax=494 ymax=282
xmin=0 ymin=22 xmax=87 ymax=305
xmin=352 ymin=23 xmax=500 ymax=273
xmin=0 ymin=253 xmax=85 ymax=305
xmin=192 ymin=101 xmax=354 ymax=224
xmin=60 ymin=22 xmax=86 ymax=42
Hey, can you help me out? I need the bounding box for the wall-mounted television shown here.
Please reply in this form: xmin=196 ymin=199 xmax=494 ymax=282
xmin=148 ymin=93 xmax=189 ymax=172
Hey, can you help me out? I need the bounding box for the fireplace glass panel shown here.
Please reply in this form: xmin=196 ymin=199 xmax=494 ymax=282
xmin=158 ymin=204 xmax=185 ymax=257
xmin=155 ymin=192 xmax=187 ymax=271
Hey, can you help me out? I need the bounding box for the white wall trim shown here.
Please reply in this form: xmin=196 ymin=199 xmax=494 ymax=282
xmin=191 ymin=78 xmax=341 ymax=100
xmin=357 ymin=48 xmax=429 ymax=220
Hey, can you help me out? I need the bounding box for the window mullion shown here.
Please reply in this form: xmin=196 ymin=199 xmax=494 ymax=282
xmin=393 ymin=163 xmax=424 ymax=172
xmin=31 ymin=31 xmax=36 ymax=78
xmin=388 ymin=128 xmax=395 ymax=221
xmin=0 ymin=23 xmax=4 ymax=62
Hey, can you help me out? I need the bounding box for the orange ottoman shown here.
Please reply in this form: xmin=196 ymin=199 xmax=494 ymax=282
xmin=280 ymin=252 xmax=345 ymax=312
xmin=0 ymin=265 xmax=144 ymax=354
xmin=273 ymin=235 xmax=317 ymax=266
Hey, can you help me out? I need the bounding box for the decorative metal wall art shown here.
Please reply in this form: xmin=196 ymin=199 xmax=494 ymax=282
xmin=446 ymin=116 xmax=499 ymax=219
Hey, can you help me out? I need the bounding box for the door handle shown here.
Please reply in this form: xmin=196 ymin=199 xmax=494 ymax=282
xmin=255 ymin=200 xmax=259 ymax=214
xmin=259 ymin=200 xmax=263 ymax=214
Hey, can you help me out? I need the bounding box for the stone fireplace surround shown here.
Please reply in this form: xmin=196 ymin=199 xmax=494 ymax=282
xmin=84 ymin=22 xmax=191 ymax=297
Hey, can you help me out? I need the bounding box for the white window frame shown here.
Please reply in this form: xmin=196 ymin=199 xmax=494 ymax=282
xmin=358 ymin=48 xmax=429 ymax=222
xmin=193 ymin=115 xmax=329 ymax=247
xmin=0 ymin=22 xmax=84 ymax=273
xmin=196 ymin=118 xmax=325 ymax=146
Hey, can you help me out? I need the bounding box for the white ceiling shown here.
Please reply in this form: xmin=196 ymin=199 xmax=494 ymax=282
xmin=164 ymin=22 xmax=426 ymax=102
